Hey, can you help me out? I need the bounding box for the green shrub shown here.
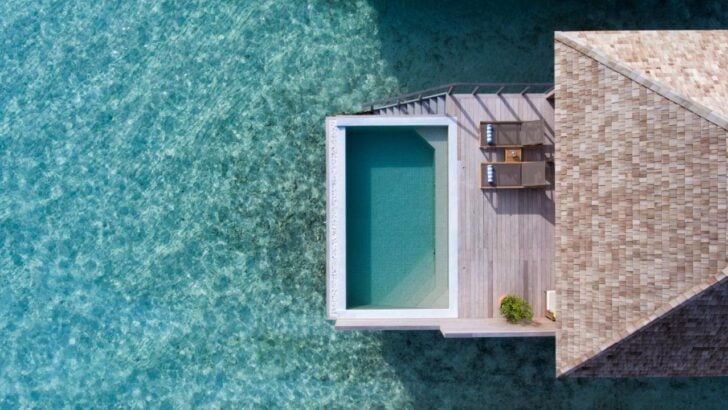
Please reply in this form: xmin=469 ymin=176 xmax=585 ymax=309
xmin=499 ymin=295 xmax=533 ymax=323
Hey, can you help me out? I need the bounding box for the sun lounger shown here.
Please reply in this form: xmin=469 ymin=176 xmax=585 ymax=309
xmin=480 ymin=120 xmax=544 ymax=147
xmin=481 ymin=161 xmax=550 ymax=189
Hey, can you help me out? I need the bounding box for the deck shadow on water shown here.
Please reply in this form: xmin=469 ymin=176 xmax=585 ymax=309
xmin=368 ymin=0 xmax=728 ymax=91
xmin=379 ymin=331 xmax=728 ymax=408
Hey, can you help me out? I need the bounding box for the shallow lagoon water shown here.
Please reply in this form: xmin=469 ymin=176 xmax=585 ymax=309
xmin=1 ymin=0 xmax=728 ymax=407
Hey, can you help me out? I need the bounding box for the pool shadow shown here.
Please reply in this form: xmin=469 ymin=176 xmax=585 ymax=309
xmin=378 ymin=331 xmax=565 ymax=407
xmin=376 ymin=330 xmax=728 ymax=408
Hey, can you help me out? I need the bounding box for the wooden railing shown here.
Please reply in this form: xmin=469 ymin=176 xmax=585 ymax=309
xmin=361 ymin=82 xmax=554 ymax=113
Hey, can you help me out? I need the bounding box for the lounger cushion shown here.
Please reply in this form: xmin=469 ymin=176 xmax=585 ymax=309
xmin=495 ymin=163 xmax=521 ymax=186
xmin=521 ymin=161 xmax=548 ymax=187
xmin=495 ymin=123 xmax=520 ymax=146
xmin=520 ymin=121 xmax=544 ymax=146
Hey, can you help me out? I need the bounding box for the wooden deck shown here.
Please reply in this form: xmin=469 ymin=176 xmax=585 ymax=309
xmin=326 ymin=92 xmax=555 ymax=337
xmin=449 ymin=93 xmax=555 ymax=319
xmin=335 ymin=317 xmax=556 ymax=337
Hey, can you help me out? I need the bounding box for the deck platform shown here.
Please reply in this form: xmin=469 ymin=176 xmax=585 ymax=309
xmin=449 ymin=93 xmax=555 ymax=321
xmin=327 ymin=92 xmax=555 ymax=337
xmin=335 ymin=317 xmax=556 ymax=337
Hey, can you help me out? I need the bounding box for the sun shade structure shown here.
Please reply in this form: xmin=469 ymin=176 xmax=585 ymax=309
xmin=554 ymin=30 xmax=728 ymax=377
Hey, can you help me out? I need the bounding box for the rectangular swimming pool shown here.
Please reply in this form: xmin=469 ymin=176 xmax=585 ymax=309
xmin=346 ymin=126 xmax=448 ymax=309
xmin=326 ymin=116 xmax=458 ymax=319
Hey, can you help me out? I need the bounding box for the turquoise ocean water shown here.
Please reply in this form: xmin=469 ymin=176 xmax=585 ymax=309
xmin=1 ymin=0 xmax=727 ymax=407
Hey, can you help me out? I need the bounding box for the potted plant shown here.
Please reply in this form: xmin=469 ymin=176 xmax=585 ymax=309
xmin=499 ymin=294 xmax=533 ymax=324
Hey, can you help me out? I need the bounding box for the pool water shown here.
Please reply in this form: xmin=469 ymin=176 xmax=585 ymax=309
xmin=2 ymin=0 xmax=728 ymax=407
xmin=345 ymin=127 xmax=448 ymax=309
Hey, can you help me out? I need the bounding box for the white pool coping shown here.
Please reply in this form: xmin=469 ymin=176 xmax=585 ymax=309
xmin=325 ymin=116 xmax=459 ymax=320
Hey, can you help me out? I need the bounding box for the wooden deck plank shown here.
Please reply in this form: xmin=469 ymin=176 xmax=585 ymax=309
xmin=452 ymin=93 xmax=555 ymax=319
xmin=440 ymin=317 xmax=556 ymax=338
xmin=335 ymin=317 xmax=556 ymax=337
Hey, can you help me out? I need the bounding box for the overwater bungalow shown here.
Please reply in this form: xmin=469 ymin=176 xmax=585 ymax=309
xmin=325 ymin=30 xmax=728 ymax=377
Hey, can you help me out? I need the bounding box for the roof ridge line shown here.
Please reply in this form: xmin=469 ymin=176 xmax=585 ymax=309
xmin=554 ymin=31 xmax=728 ymax=132
xmin=557 ymin=266 xmax=728 ymax=377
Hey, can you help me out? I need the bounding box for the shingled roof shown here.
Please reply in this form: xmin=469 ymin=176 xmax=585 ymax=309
xmin=554 ymin=31 xmax=728 ymax=377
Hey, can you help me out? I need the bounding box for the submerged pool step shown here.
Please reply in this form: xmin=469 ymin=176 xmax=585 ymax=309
xmin=377 ymin=274 xmax=448 ymax=309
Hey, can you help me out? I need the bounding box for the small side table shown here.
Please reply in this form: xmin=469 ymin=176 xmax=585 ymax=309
xmin=504 ymin=148 xmax=522 ymax=163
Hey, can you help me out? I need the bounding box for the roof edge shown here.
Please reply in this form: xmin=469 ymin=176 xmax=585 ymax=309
xmin=556 ymin=266 xmax=728 ymax=377
xmin=554 ymin=31 xmax=728 ymax=132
